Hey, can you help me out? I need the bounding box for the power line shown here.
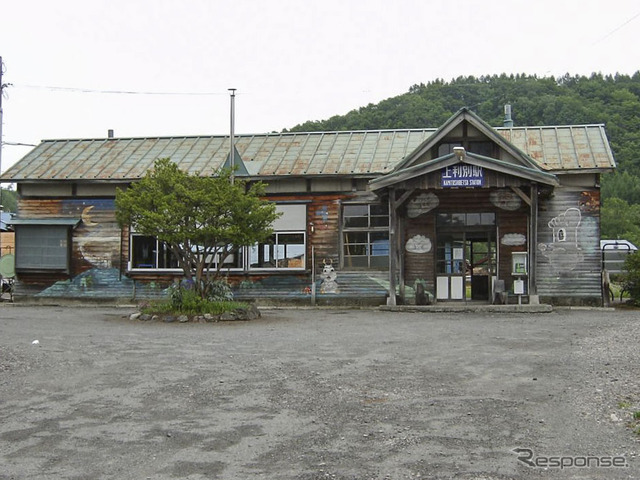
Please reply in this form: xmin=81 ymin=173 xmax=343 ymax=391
xmin=593 ymin=10 xmax=640 ymax=45
xmin=16 ymin=84 xmax=229 ymax=96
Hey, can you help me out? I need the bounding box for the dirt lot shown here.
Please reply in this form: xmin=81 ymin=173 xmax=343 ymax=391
xmin=0 ymin=305 xmax=639 ymax=480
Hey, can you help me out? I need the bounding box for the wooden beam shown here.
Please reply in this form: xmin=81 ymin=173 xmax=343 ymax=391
xmin=511 ymin=186 xmax=531 ymax=206
xmin=395 ymin=189 xmax=415 ymax=209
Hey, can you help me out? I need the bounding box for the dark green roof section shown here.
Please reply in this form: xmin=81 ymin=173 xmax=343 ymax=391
xmin=8 ymin=217 xmax=82 ymax=227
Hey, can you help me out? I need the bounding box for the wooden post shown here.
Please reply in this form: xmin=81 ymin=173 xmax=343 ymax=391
xmin=529 ymin=183 xmax=538 ymax=302
xmin=388 ymin=190 xmax=397 ymax=305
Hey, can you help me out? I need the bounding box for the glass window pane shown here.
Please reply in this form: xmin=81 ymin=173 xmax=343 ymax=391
xmin=370 ymin=204 xmax=389 ymax=216
xmin=250 ymin=235 xmax=276 ymax=268
xmin=344 ymin=232 xmax=369 ymax=244
xmin=481 ymin=213 xmax=495 ymax=225
xmin=344 ymin=217 xmax=368 ymax=228
xmin=158 ymin=241 xmax=179 ymax=268
xmin=370 ymin=216 xmax=389 ymax=227
xmin=132 ymin=236 xmax=157 ymax=268
xmin=344 ymin=244 xmax=368 ymax=256
xmin=370 ymin=232 xmax=389 ymax=256
xmin=277 ymin=233 xmax=305 ymax=268
xmin=343 ymin=205 xmax=368 ymax=217
xmin=436 ymin=213 xmax=451 ymax=226
xmin=451 ymin=213 xmax=465 ymax=226
xmin=466 ymin=213 xmax=481 ymax=226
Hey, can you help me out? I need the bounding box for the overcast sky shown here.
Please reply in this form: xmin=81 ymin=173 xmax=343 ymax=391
xmin=1 ymin=0 xmax=639 ymax=174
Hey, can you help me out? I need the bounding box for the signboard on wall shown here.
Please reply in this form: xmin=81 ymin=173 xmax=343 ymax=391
xmin=441 ymin=165 xmax=484 ymax=187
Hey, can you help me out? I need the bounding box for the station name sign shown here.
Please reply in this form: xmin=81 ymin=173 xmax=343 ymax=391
xmin=441 ymin=165 xmax=484 ymax=187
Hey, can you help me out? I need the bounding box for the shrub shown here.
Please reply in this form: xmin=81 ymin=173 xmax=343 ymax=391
xmin=148 ymin=280 xmax=246 ymax=316
xmin=622 ymin=252 xmax=640 ymax=304
xmin=205 ymin=278 xmax=234 ymax=302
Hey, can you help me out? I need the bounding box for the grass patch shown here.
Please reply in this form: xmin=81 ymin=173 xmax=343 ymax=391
xmin=142 ymin=299 xmax=249 ymax=317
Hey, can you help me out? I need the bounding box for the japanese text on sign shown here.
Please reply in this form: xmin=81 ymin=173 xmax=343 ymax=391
xmin=441 ymin=165 xmax=484 ymax=187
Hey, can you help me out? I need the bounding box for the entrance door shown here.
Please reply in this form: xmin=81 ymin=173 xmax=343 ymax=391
xmin=467 ymin=233 xmax=496 ymax=301
xmin=435 ymin=231 xmax=496 ymax=301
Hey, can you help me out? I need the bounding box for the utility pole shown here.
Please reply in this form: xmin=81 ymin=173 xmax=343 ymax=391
xmin=0 ymin=56 xmax=5 ymax=256
xmin=229 ymin=88 xmax=236 ymax=185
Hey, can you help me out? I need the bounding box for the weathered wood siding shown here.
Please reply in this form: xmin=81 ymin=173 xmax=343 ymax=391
xmin=404 ymin=213 xmax=436 ymax=293
xmin=497 ymin=211 xmax=528 ymax=292
xmin=0 ymin=232 xmax=14 ymax=256
xmin=536 ymin=188 xmax=602 ymax=305
xmin=17 ymin=198 xmax=122 ymax=281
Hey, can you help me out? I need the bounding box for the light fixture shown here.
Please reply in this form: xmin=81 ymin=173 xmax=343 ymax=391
xmin=453 ymin=146 xmax=466 ymax=160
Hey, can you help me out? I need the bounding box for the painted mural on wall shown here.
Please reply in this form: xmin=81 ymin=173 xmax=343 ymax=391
xmin=406 ymin=192 xmax=439 ymax=218
xmin=501 ymin=233 xmax=526 ymax=246
xmin=64 ymin=199 xmax=121 ymax=269
xmin=405 ymin=235 xmax=432 ymax=254
xmin=537 ymin=207 xmax=584 ymax=275
xmin=490 ymin=189 xmax=522 ymax=211
xmin=320 ymin=259 xmax=339 ymax=294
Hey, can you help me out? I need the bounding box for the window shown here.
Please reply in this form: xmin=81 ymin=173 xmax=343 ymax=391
xmin=131 ymin=235 xmax=180 ymax=269
xmin=342 ymin=203 xmax=389 ymax=269
xmin=15 ymin=225 xmax=71 ymax=272
xmin=128 ymin=203 xmax=307 ymax=272
xmin=248 ymin=204 xmax=306 ymax=270
xmin=436 ymin=212 xmax=495 ymax=227
xmin=130 ymin=234 xmax=243 ymax=270
xmin=249 ymin=232 xmax=305 ymax=269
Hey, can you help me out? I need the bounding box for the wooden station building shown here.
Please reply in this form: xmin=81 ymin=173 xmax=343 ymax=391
xmin=0 ymin=108 xmax=616 ymax=305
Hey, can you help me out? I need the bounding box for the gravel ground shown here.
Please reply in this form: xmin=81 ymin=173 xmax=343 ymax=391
xmin=0 ymin=305 xmax=639 ymax=480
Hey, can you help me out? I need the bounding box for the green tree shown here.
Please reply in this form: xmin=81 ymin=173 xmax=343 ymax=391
xmin=601 ymin=197 xmax=640 ymax=247
xmin=116 ymin=158 xmax=279 ymax=298
xmin=0 ymin=188 xmax=17 ymax=212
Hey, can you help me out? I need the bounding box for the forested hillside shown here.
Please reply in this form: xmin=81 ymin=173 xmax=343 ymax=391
xmin=289 ymin=73 xmax=640 ymax=245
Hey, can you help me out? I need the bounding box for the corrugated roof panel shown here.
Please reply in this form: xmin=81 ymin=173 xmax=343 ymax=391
xmin=540 ymin=128 xmax=563 ymax=170
xmin=30 ymin=140 xmax=80 ymax=179
xmin=353 ymin=132 xmax=381 ymax=174
xmin=287 ymin=133 xmax=323 ymax=175
xmin=571 ymin=127 xmax=596 ymax=170
xmin=589 ymin=126 xmax=616 ymax=169
xmin=118 ymin=138 xmax=170 ymax=179
xmin=321 ymin=132 xmax=350 ymax=174
xmin=187 ymin=137 xmax=223 ymax=175
xmin=272 ymin=136 xmax=303 ymax=175
xmin=304 ymin=133 xmax=334 ymax=175
xmin=336 ymin=132 xmax=365 ymax=174
xmin=52 ymin=140 xmax=99 ymax=179
xmin=87 ymin=138 xmax=141 ymax=179
xmin=555 ymin=128 xmax=581 ymax=169
xmin=254 ymin=135 xmax=284 ymax=174
xmin=370 ymin=132 xmax=396 ymax=173
xmin=272 ymin=135 xmax=305 ymax=175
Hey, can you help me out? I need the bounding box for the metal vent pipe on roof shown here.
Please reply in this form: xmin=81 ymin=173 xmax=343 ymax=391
xmin=108 ymin=129 xmax=114 ymax=138
xmin=503 ymin=104 xmax=514 ymax=127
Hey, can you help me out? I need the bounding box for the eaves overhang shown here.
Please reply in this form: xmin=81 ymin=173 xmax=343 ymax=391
xmin=8 ymin=217 xmax=82 ymax=227
xmin=370 ymin=152 xmax=559 ymax=191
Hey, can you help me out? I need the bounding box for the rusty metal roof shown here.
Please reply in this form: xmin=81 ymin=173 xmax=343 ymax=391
xmin=495 ymin=124 xmax=616 ymax=171
xmin=1 ymin=124 xmax=615 ymax=182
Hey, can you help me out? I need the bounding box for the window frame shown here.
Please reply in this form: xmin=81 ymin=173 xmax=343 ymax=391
xmin=341 ymin=202 xmax=390 ymax=270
